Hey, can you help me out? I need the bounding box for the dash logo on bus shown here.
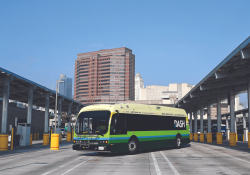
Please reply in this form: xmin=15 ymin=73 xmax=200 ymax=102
xmin=174 ymin=120 xmax=185 ymax=128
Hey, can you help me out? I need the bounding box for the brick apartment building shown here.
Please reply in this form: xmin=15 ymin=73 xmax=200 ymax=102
xmin=75 ymin=47 xmax=135 ymax=103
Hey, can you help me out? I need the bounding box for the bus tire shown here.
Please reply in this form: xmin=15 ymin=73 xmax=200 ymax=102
xmin=128 ymin=137 xmax=139 ymax=154
xmin=174 ymin=135 xmax=181 ymax=149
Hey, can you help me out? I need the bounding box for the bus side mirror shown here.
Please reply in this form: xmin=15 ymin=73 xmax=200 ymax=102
xmin=75 ymin=119 xmax=79 ymax=134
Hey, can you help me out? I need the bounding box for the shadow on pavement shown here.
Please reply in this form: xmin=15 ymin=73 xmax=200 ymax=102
xmin=80 ymin=143 xmax=192 ymax=157
xmin=191 ymin=140 xmax=250 ymax=154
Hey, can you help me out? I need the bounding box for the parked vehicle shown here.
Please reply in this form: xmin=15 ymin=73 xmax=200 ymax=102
xmin=212 ymin=124 xmax=226 ymax=140
xmin=61 ymin=128 xmax=66 ymax=138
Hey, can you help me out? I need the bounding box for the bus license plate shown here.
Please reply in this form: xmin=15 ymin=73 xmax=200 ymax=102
xmin=98 ymin=146 xmax=104 ymax=150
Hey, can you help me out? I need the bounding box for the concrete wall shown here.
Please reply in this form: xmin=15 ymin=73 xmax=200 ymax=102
xmin=0 ymin=103 xmax=46 ymax=139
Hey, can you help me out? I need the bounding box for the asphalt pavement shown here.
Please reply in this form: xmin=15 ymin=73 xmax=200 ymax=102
xmin=1 ymin=140 xmax=250 ymax=175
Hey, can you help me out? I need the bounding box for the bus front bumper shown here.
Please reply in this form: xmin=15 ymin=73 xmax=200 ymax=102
xmin=72 ymin=144 xmax=111 ymax=151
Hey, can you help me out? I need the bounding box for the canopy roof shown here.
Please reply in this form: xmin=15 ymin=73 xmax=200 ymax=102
xmin=174 ymin=37 xmax=250 ymax=111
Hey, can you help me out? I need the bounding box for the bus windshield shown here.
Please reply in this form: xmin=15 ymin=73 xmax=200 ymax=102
xmin=75 ymin=110 xmax=111 ymax=135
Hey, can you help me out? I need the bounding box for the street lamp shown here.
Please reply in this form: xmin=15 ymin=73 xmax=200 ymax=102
xmin=54 ymin=80 xmax=64 ymax=133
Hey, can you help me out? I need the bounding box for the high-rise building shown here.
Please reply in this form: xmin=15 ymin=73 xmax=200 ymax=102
xmin=58 ymin=74 xmax=72 ymax=98
xmin=75 ymin=47 xmax=135 ymax=103
xmin=135 ymin=72 xmax=144 ymax=101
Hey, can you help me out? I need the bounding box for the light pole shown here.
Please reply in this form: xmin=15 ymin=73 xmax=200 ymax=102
xmin=54 ymin=80 xmax=64 ymax=133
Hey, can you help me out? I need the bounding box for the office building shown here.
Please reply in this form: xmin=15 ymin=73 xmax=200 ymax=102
xmin=58 ymin=74 xmax=72 ymax=99
xmin=134 ymin=73 xmax=195 ymax=104
xmin=75 ymin=47 xmax=135 ymax=103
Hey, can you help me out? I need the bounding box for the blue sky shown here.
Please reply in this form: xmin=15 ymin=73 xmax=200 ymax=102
xmin=0 ymin=0 xmax=249 ymax=103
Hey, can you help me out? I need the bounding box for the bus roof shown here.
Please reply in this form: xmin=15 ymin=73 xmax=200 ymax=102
xmin=79 ymin=103 xmax=187 ymax=117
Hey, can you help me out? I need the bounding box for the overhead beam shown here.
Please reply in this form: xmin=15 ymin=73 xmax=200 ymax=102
xmin=178 ymin=98 xmax=218 ymax=109
xmin=241 ymin=48 xmax=250 ymax=59
xmin=191 ymin=84 xmax=246 ymax=98
xmin=215 ymin=67 xmax=250 ymax=79
xmin=200 ymin=77 xmax=248 ymax=91
xmin=184 ymin=92 xmax=228 ymax=104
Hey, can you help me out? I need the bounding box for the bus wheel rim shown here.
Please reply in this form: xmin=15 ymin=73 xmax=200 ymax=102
xmin=128 ymin=141 xmax=136 ymax=152
xmin=177 ymin=138 xmax=181 ymax=147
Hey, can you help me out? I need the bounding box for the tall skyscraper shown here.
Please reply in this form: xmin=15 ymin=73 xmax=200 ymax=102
xmin=58 ymin=74 xmax=73 ymax=98
xmin=135 ymin=72 xmax=144 ymax=101
xmin=75 ymin=47 xmax=135 ymax=103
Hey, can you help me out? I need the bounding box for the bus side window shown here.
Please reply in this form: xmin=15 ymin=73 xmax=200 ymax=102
xmin=127 ymin=114 xmax=140 ymax=131
xmin=140 ymin=115 xmax=152 ymax=131
xmin=110 ymin=114 xmax=127 ymax=135
xmin=152 ymin=115 xmax=162 ymax=130
xmin=161 ymin=116 xmax=172 ymax=130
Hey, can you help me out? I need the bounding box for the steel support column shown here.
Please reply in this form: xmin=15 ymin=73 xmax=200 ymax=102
xmin=76 ymin=104 xmax=80 ymax=114
xmin=66 ymin=102 xmax=72 ymax=141
xmin=0 ymin=76 xmax=10 ymax=151
xmin=248 ymin=80 xmax=250 ymax=147
xmin=230 ymin=87 xmax=236 ymax=146
xmin=57 ymin=97 xmax=62 ymax=128
xmin=44 ymin=92 xmax=50 ymax=133
xmin=43 ymin=92 xmax=50 ymax=145
xmin=67 ymin=102 xmax=72 ymax=132
xmin=207 ymin=101 xmax=211 ymax=133
xmin=200 ymin=106 xmax=204 ymax=142
xmin=27 ymin=86 xmax=34 ymax=125
xmin=243 ymin=113 xmax=248 ymax=141
xmin=217 ymin=96 xmax=222 ymax=133
xmin=226 ymin=116 xmax=230 ymax=141
xmin=1 ymin=76 xmax=10 ymax=134
xmin=217 ymin=95 xmax=222 ymax=144
xmin=194 ymin=109 xmax=198 ymax=141
xmin=189 ymin=112 xmax=193 ymax=140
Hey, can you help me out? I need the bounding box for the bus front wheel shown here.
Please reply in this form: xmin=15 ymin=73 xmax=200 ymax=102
xmin=128 ymin=138 xmax=139 ymax=154
xmin=174 ymin=135 xmax=181 ymax=149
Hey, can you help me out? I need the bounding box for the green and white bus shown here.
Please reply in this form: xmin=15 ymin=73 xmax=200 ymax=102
xmin=73 ymin=103 xmax=190 ymax=154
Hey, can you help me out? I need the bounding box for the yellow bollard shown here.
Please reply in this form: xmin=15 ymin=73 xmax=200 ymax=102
xmin=248 ymin=132 xmax=250 ymax=148
xmin=72 ymin=129 xmax=73 ymax=141
xmin=11 ymin=128 xmax=14 ymax=150
xmin=243 ymin=134 xmax=244 ymax=141
xmin=34 ymin=133 xmax=36 ymax=140
xmin=190 ymin=133 xmax=193 ymax=141
xmin=30 ymin=134 xmax=33 ymax=146
xmin=50 ymin=134 xmax=59 ymax=150
xmin=200 ymin=133 xmax=204 ymax=142
xmin=67 ymin=132 xmax=71 ymax=141
xmin=230 ymin=132 xmax=236 ymax=146
xmin=0 ymin=134 xmax=8 ymax=151
xmin=43 ymin=134 xmax=49 ymax=145
xmin=194 ymin=133 xmax=198 ymax=141
xmin=216 ymin=133 xmax=223 ymax=144
xmin=236 ymin=134 xmax=238 ymax=142
xmin=207 ymin=133 xmax=212 ymax=143
xmin=37 ymin=133 xmax=39 ymax=140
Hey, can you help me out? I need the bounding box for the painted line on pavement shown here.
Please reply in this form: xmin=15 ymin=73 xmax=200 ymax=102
xmin=194 ymin=144 xmax=250 ymax=164
xmin=160 ymin=151 xmax=180 ymax=175
xmin=41 ymin=156 xmax=88 ymax=175
xmin=41 ymin=168 xmax=58 ymax=175
xmin=60 ymin=157 xmax=93 ymax=175
xmin=59 ymin=156 xmax=84 ymax=167
xmin=151 ymin=152 xmax=162 ymax=175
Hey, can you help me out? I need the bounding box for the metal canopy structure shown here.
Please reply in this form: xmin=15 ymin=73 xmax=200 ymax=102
xmin=175 ymin=36 xmax=250 ymax=110
xmin=0 ymin=67 xmax=85 ymax=112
